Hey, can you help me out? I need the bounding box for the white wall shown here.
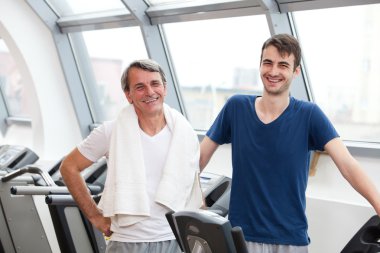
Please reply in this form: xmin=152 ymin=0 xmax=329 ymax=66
xmin=203 ymin=144 xmax=233 ymax=178
xmin=307 ymin=197 xmax=374 ymax=253
xmin=0 ymin=0 xmax=82 ymax=161
xmin=307 ymin=154 xmax=379 ymax=252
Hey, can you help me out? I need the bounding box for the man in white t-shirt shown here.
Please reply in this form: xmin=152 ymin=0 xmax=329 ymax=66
xmin=60 ymin=59 xmax=203 ymax=253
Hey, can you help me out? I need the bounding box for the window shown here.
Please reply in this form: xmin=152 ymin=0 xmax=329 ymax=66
xmin=293 ymin=4 xmax=380 ymax=143
xmin=46 ymin=0 xmax=126 ymax=16
xmin=0 ymin=39 xmax=31 ymax=118
xmin=164 ymin=15 xmax=270 ymax=130
xmin=69 ymin=27 xmax=148 ymax=122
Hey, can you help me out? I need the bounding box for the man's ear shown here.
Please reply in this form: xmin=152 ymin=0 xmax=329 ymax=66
xmin=125 ymin=91 xmax=133 ymax=104
xmin=163 ymin=83 xmax=167 ymax=97
xmin=294 ymin=65 xmax=301 ymax=77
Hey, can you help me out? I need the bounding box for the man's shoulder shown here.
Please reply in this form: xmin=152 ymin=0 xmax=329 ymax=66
xmin=291 ymin=97 xmax=316 ymax=111
xmin=226 ymin=94 xmax=255 ymax=105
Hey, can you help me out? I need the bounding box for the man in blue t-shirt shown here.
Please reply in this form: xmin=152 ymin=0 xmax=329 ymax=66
xmin=200 ymin=33 xmax=380 ymax=253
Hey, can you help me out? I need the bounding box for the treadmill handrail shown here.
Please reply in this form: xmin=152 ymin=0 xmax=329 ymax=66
xmin=1 ymin=166 xmax=56 ymax=186
xmin=11 ymin=184 xmax=102 ymax=196
xmin=11 ymin=185 xmax=70 ymax=195
xmin=46 ymin=194 xmax=102 ymax=205
xmin=231 ymin=226 xmax=248 ymax=253
xmin=45 ymin=194 xmax=75 ymax=206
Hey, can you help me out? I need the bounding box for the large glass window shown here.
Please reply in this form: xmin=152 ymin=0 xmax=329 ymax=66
xmin=0 ymin=39 xmax=31 ymax=118
xmin=164 ymin=15 xmax=270 ymax=130
xmin=46 ymin=0 xmax=126 ymax=16
xmin=70 ymin=27 xmax=148 ymax=122
xmin=146 ymin=0 xmax=193 ymax=5
xmin=294 ymin=4 xmax=380 ymax=143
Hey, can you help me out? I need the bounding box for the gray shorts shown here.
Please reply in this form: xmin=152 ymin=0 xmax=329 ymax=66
xmin=105 ymin=239 xmax=182 ymax=253
xmin=246 ymin=242 xmax=308 ymax=253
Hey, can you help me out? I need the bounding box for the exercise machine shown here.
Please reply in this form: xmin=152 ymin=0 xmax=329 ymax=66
xmin=1 ymin=145 xmax=106 ymax=253
xmin=166 ymin=209 xmax=248 ymax=253
xmin=341 ymin=215 xmax=380 ymax=253
xmin=165 ymin=173 xmax=241 ymax=253
xmin=0 ymin=145 xmax=44 ymax=253
xmin=0 ymin=145 xmax=39 ymax=174
xmin=44 ymin=168 xmax=107 ymax=253
xmin=10 ymin=159 xmax=108 ymax=253
xmin=43 ymin=171 xmax=230 ymax=253
xmin=201 ymin=172 xmax=231 ymax=217
xmin=45 ymin=192 xmax=106 ymax=253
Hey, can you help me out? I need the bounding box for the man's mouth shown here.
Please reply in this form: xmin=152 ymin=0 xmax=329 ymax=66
xmin=267 ymin=77 xmax=282 ymax=83
xmin=142 ymin=97 xmax=158 ymax=103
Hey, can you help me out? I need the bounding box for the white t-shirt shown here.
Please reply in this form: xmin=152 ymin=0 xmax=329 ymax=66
xmin=78 ymin=121 xmax=175 ymax=242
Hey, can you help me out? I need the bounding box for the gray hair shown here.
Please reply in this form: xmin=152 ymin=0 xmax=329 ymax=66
xmin=120 ymin=59 xmax=167 ymax=91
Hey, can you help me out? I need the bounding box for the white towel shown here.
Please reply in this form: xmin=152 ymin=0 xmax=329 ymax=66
xmin=98 ymin=103 xmax=203 ymax=226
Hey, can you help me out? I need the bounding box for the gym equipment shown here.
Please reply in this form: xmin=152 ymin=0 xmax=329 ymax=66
xmin=0 ymin=145 xmax=46 ymax=253
xmin=1 ymin=145 xmax=106 ymax=253
xmin=42 ymin=171 xmax=230 ymax=253
xmin=43 ymin=168 xmax=107 ymax=253
xmin=10 ymin=160 xmax=108 ymax=253
xmin=0 ymin=144 xmax=39 ymax=174
xmin=202 ymin=173 xmax=231 ymax=217
xmin=341 ymin=215 xmax=380 ymax=253
xmin=45 ymin=193 xmax=106 ymax=253
xmin=165 ymin=173 xmax=241 ymax=253
xmin=9 ymin=157 xmax=106 ymax=196
xmin=166 ymin=209 xmax=248 ymax=253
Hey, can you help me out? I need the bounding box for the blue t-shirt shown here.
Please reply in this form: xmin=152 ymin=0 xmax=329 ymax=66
xmin=206 ymin=95 xmax=339 ymax=246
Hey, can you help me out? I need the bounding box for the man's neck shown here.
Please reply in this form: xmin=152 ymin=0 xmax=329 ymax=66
xmin=255 ymin=94 xmax=290 ymax=124
xmin=138 ymin=114 xmax=167 ymax=136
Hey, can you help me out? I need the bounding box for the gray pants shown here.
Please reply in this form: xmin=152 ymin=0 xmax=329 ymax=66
xmin=106 ymin=240 xmax=182 ymax=253
xmin=247 ymin=242 xmax=308 ymax=253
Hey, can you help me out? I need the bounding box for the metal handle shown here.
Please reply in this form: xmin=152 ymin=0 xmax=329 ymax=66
xmin=1 ymin=166 xmax=56 ymax=186
xmin=231 ymin=226 xmax=248 ymax=253
xmin=10 ymin=185 xmax=70 ymax=195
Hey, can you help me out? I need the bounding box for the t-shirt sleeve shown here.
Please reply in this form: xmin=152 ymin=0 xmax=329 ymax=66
xmin=206 ymin=96 xmax=235 ymax=145
xmin=309 ymin=104 xmax=339 ymax=151
xmin=77 ymin=121 xmax=114 ymax=162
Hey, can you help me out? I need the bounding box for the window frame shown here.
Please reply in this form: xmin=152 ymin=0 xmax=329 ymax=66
xmin=18 ymin=0 xmax=380 ymax=157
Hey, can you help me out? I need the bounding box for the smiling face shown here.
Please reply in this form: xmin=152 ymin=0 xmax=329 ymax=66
xmin=125 ymin=67 xmax=167 ymax=118
xmin=260 ymin=45 xmax=300 ymax=96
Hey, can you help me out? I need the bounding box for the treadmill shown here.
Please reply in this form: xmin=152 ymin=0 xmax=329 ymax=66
xmin=166 ymin=209 xmax=248 ymax=253
xmin=1 ymin=145 xmax=106 ymax=253
xmin=10 ymin=159 xmax=108 ymax=253
xmin=10 ymin=166 xmax=233 ymax=253
xmin=45 ymin=173 xmax=107 ymax=253
xmin=0 ymin=145 xmax=45 ymax=253
xmin=165 ymin=172 xmax=245 ymax=253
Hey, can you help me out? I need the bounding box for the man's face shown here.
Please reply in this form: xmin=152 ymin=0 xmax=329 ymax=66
xmin=125 ymin=67 xmax=167 ymax=118
xmin=260 ymin=45 xmax=300 ymax=96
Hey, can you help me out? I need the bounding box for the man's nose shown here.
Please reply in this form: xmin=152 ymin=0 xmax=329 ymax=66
xmin=145 ymin=85 xmax=155 ymax=95
xmin=268 ymin=65 xmax=280 ymax=75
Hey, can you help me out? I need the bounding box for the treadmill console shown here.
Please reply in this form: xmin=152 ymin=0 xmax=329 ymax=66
xmin=0 ymin=145 xmax=39 ymax=171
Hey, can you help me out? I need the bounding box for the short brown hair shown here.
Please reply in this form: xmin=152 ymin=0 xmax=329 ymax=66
xmin=260 ymin=34 xmax=301 ymax=71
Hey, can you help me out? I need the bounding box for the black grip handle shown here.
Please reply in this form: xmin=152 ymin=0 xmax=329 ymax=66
xmin=165 ymin=211 xmax=184 ymax=252
xmin=231 ymin=226 xmax=248 ymax=253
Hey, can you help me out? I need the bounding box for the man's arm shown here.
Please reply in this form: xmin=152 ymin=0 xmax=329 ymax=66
xmin=325 ymin=138 xmax=380 ymax=216
xmin=200 ymin=136 xmax=220 ymax=172
xmin=60 ymin=148 xmax=111 ymax=235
